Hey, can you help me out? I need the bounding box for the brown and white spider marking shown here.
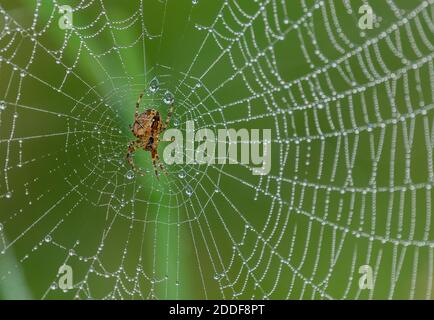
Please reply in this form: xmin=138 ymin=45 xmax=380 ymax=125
xmin=126 ymin=92 xmax=175 ymax=178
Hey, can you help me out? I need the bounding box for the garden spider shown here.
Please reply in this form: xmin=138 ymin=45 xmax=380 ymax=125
xmin=126 ymin=92 xmax=175 ymax=178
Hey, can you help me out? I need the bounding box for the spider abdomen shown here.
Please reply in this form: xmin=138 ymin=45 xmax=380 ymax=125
xmin=132 ymin=109 xmax=161 ymax=138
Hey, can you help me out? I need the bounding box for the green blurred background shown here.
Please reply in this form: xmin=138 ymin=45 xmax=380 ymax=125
xmin=0 ymin=0 xmax=433 ymax=299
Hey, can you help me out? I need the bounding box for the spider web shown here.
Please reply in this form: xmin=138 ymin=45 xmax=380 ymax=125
xmin=0 ymin=0 xmax=434 ymax=300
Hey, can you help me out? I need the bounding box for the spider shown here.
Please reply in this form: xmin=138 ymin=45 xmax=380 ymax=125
xmin=126 ymin=92 xmax=175 ymax=178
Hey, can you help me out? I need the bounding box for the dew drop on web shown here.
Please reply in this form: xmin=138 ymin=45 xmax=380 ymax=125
xmin=213 ymin=273 xmax=223 ymax=280
xmin=149 ymin=77 xmax=159 ymax=93
xmin=126 ymin=170 xmax=135 ymax=180
xmin=178 ymin=170 xmax=186 ymax=179
xmin=163 ymin=91 xmax=174 ymax=105
xmin=185 ymin=185 xmax=193 ymax=196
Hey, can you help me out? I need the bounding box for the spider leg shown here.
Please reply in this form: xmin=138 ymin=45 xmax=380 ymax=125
xmin=160 ymin=137 xmax=175 ymax=142
xmin=161 ymin=102 xmax=175 ymax=132
xmin=154 ymin=151 xmax=167 ymax=175
xmin=126 ymin=140 xmax=147 ymax=175
xmin=135 ymin=92 xmax=144 ymax=118
xmin=151 ymin=149 xmax=160 ymax=179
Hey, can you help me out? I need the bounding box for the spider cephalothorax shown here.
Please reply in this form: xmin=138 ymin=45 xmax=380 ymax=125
xmin=126 ymin=92 xmax=175 ymax=178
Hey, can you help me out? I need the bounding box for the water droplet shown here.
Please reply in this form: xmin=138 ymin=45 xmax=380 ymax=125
xmin=173 ymin=118 xmax=180 ymax=127
xmin=45 ymin=235 xmax=52 ymax=243
xmin=185 ymin=185 xmax=193 ymax=196
xmin=0 ymin=223 xmax=3 ymax=232
xmin=213 ymin=273 xmax=222 ymax=280
xmin=149 ymin=77 xmax=159 ymax=93
xmin=0 ymin=101 xmax=5 ymax=110
xmin=126 ymin=170 xmax=135 ymax=180
xmin=20 ymin=71 xmax=27 ymax=78
xmin=163 ymin=91 xmax=174 ymax=105
xmin=5 ymin=192 xmax=12 ymax=199
xmin=50 ymin=283 xmax=58 ymax=290
xmin=192 ymin=0 xmax=198 ymax=4
xmin=178 ymin=170 xmax=186 ymax=179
